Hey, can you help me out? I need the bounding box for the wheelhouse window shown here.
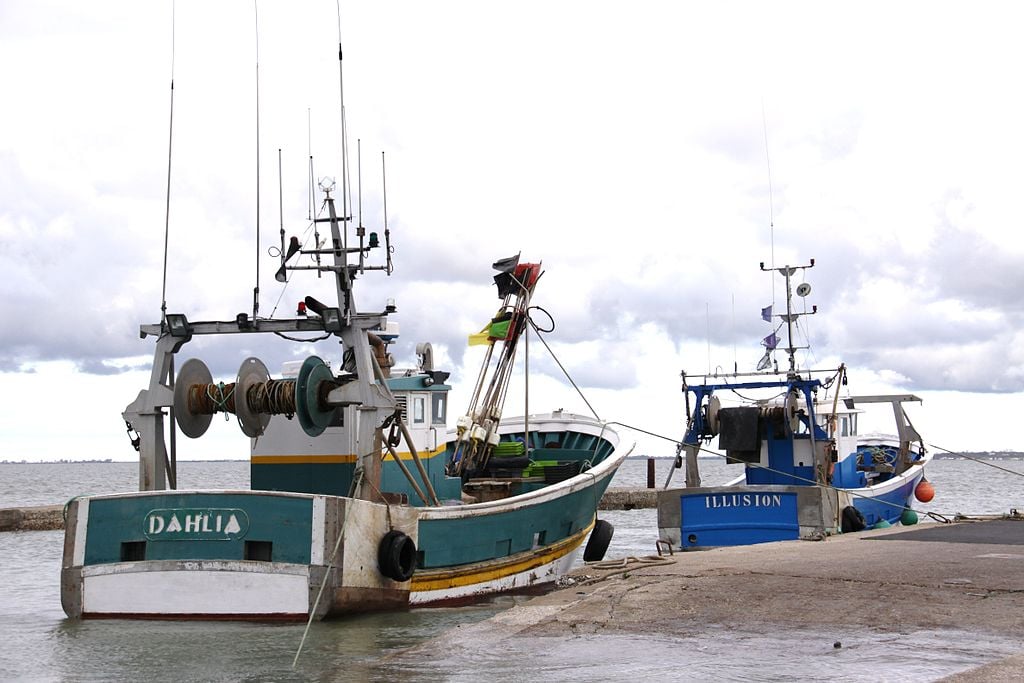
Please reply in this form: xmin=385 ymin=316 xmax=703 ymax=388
xmin=431 ymin=393 xmax=447 ymax=425
xmin=412 ymin=396 xmax=426 ymax=424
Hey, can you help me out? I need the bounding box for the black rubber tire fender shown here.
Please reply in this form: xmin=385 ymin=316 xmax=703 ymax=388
xmin=583 ymin=519 xmax=614 ymax=562
xmin=840 ymin=505 xmax=867 ymax=533
xmin=378 ymin=530 xmax=417 ymax=582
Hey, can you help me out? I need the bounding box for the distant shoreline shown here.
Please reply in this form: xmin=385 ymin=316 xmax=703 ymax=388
xmin=3 ymin=452 xmax=1023 ymax=465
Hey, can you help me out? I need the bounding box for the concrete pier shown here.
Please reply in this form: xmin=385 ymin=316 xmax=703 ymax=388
xmin=597 ymin=486 xmax=657 ymax=510
xmin=403 ymin=518 xmax=1024 ymax=680
xmin=0 ymin=505 xmax=63 ymax=532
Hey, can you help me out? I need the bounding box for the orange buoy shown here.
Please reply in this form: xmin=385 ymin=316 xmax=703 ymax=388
xmin=915 ymin=479 xmax=935 ymax=503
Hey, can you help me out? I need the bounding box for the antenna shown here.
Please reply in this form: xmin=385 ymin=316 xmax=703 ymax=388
xmin=705 ymin=302 xmax=711 ymax=374
xmin=336 ymin=13 xmax=350 ymax=262
xmin=382 ymin=150 xmax=392 ymax=275
xmin=252 ymin=0 xmax=262 ymax=322
xmin=159 ymin=1 xmax=177 ymax=326
xmin=762 ymin=100 xmax=776 ymax=306
xmin=307 ymin=108 xmax=313 ymax=221
xmin=732 ymin=293 xmax=737 ymax=374
xmin=277 ymin=148 xmax=284 ymax=263
xmin=306 ymin=110 xmax=322 ymax=277
xmin=759 ymin=259 xmax=817 ymax=377
xmin=161 ymin=0 xmax=179 ymax=491
xmin=357 ymin=139 xmax=365 ymax=271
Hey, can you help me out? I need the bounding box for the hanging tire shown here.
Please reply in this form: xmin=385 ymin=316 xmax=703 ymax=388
xmin=583 ymin=519 xmax=614 ymax=562
xmin=840 ymin=505 xmax=866 ymax=533
xmin=378 ymin=530 xmax=417 ymax=582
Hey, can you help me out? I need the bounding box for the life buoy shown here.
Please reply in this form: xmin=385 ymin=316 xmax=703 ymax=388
xmin=840 ymin=505 xmax=866 ymax=533
xmin=583 ymin=519 xmax=614 ymax=562
xmin=378 ymin=530 xmax=417 ymax=582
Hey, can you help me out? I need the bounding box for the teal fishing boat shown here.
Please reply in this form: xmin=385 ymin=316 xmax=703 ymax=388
xmin=60 ymin=196 xmax=628 ymax=620
xmin=60 ymin=25 xmax=628 ymax=619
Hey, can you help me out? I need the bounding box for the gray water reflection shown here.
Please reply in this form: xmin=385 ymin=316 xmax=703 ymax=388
xmin=25 ymin=602 xmax=519 ymax=682
xmin=383 ymin=625 xmax=1021 ymax=682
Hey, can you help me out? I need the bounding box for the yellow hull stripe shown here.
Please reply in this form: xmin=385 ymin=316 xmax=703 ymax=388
xmin=250 ymin=454 xmax=357 ymax=465
xmin=389 ymin=444 xmax=448 ymax=461
xmin=410 ymin=519 xmax=595 ymax=592
xmin=251 ymin=444 xmax=448 ymax=466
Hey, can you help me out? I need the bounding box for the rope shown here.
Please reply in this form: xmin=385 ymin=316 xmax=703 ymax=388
xmin=246 ymin=379 xmax=296 ymax=416
xmin=570 ymin=555 xmax=676 ymax=587
xmin=528 ymin=316 xmax=601 ymax=421
xmin=62 ymin=496 xmax=83 ymax=523
xmin=274 ymin=331 xmax=333 ymax=343
xmin=184 ymin=382 xmax=237 ymax=419
xmin=928 ymin=443 xmax=1024 ymax=479
xmin=605 ymin=407 xmax=927 ymax=516
xmin=605 ymin=421 xmax=681 ymax=444
xmin=293 ymin=467 xmax=363 ymax=669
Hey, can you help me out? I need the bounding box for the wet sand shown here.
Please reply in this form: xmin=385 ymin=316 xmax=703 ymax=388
xmin=414 ymin=520 xmax=1024 ymax=680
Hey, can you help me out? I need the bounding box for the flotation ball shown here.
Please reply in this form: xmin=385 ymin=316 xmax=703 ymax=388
xmin=901 ymin=508 xmax=919 ymax=526
xmin=915 ymin=479 xmax=935 ymax=503
xmin=873 ymin=519 xmax=892 ymax=529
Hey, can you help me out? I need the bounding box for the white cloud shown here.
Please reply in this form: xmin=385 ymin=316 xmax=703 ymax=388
xmin=3 ymin=1 xmax=1024 ymax=460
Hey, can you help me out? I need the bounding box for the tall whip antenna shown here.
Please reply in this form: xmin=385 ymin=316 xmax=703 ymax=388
xmin=159 ymin=1 xmax=177 ymax=325
xmin=336 ymin=1 xmax=350 ymax=261
xmin=307 ymin=108 xmax=314 ymax=221
xmin=382 ymin=150 xmax=392 ymax=274
xmin=252 ymin=0 xmax=262 ymax=322
xmin=762 ymin=100 xmax=776 ymax=305
xmin=277 ymin=148 xmax=284 ymax=264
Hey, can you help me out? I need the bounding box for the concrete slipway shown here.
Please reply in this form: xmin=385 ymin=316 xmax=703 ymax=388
xmin=400 ymin=519 xmax=1024 ymax=681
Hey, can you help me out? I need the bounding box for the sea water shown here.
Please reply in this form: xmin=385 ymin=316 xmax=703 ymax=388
xmin=2 ymin=457 xmax=1022 ymax=681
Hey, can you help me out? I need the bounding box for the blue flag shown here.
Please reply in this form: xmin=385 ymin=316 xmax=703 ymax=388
xmin=761 ymin=305 xmax=772 ymax=322
xmin=762 ymin=332 xmax=779 ymax=350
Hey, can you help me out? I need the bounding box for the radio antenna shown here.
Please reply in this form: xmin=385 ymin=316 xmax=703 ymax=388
xmin=357 ymin=138 xmax=364 ymax=270
xmin=762 ymin=99 xmax=776 ymax=305
xmin=277 ymin=148 xmax=284 ymax=262
xmin=382 ymin=150 xmax=392 ymax=275
xmin=307 ymin=108 xmax=313 ymax=221
xmin=251 ymin=0 xmax=262 ymax=322
xmin=159 ymin=1 xmax=177 ymax=325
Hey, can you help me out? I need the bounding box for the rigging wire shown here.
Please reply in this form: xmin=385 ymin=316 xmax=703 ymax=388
xmin=526 ymin=314 xmax=601 ymax=421
xmin=159 ymin=0 xmax=177 ymax=324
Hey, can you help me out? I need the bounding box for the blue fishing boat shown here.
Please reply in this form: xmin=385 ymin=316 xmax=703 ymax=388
xmin=657 ymin=260 xmax=932 ymax=550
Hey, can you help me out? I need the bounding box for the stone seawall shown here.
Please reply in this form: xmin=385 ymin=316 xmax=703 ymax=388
xmin=0 ymin=505 xmax=64 ymax=532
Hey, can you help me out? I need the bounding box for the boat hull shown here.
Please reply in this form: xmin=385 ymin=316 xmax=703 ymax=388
xmin=62 ymin=492 xmax=417 ymax=620
xmin=61 ymin=415 xmax=629 ymax=620
xmin=657 ymin=460 xmax=931 ymax=550
xmin=657 ymin=484 xmax=842 ymax=549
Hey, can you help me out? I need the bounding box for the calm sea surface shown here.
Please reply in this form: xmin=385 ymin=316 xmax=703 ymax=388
xmin=2 ymin=457 xmax=1022 ymax=681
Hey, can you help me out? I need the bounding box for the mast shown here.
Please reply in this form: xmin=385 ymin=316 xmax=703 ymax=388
xmin=448 ymin=256 xmax=543 ymax=478
xmin=760 ymin=259 xmax=817 ymax=377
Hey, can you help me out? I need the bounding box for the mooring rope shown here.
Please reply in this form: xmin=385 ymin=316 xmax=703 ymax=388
xmin=293 ymin=466 xmax=363 ymax=669
xmin=927 ymin=443 xmax=1024 ymax=479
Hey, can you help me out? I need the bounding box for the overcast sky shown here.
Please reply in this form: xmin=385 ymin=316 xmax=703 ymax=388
xmin=2 ymin=1 xmax=1023 ymax=466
